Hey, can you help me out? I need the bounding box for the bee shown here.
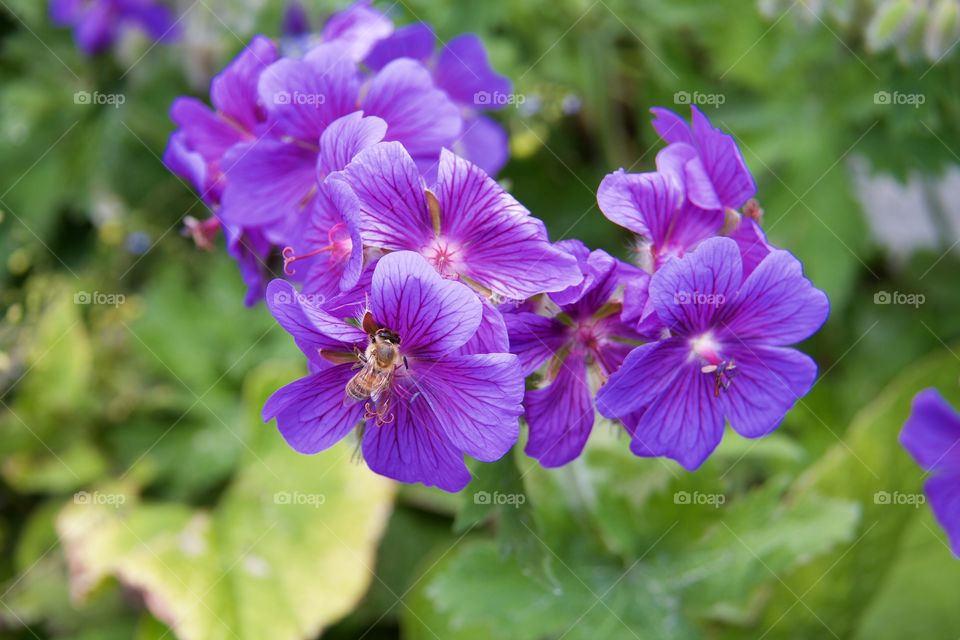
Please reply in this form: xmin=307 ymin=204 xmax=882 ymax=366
xmin=346 ymin=311 xmax=404 ymax=424
xmin=701 ymin=360 xmax=737 ymax=398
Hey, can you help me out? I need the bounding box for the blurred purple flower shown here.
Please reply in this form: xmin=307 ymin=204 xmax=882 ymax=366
xmin=281 ymin=1 xmax=311 ymax=38
xmin=219 ymin=49 xmax=459 ymax=237
xmin=50 ymin=0 xmax=178 ymax=55
xmin=263 ymin=251 xmax=524 ymax=492
xmin=504 ymin=240 xmax=647 ymax=467
xmin=366 ymin=23 xmax=512 ymax=175
xmin=900 ymin=389 xmax=960 ymax=557
xmin=165 ymin=36 xmax=279 ymax=206
xmin=596 ymin=237 xmax=828 ymax=470
xmin=319 ymin=0 xmax=393 ymax=61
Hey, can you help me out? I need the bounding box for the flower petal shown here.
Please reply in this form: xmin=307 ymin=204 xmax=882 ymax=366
xmin=371 ymin=251 xmax=482 ymax=358
xmin=457 ymin=299 xmax=510 ymax=355
xmin=361 ymin=398 xmax=471 ymax=492
xmin=258 ymin=52 xmax=359 ymax=141
xmin=925 ymin=471 xmax=960 ymax=558
xmin=221 ymin=138 xmax=317 ymax=229
xmin=630 ymin=361 xmax=724 ymax=470
xmin=656 ymin=143 xmax=722 ymax=212
xmin=597 ymin=169 xmax=683 ymax=240
xmin=365 ymin=22 xmax=435 ymax=70
xmin=650 ymin=106 xmax=695 ymax=146
xmin=649 ymin=237 xmax=742 ymax=335
xmin=404 ymin=353 xmax=523 ymax=462
xmin=595 ymin=338 xmax=689 ymax=419
xmin=548 ymin=239 xmax=596 ymax=307
xmin=320 ymin=0 xmax=394 ymax=62
xmin=524 ymin=354 xmax=595 ymax=467
xmin=451 ymin=114 xmax=510 ymax=177
xmin=288 ymin=179 xmax=364 ymax=297
xmin=726 ymin=214 xmax=771 ymax=277
xmin=718 ymin=345 xmax=817 ymax=438
xmin=503 ymin=310 xmax=568 ymax=376
xmin=265 ymin=280 xmax=363 ymax=360
xmin=317 ymin=112 xmax=387 ymax=176
xmin=434 ymin=34 xmax=512 ymax=109
xmin=335 ymin=141 xmax=434 ymax=250
xmin=227 ymin=226 xmax=272 ymax=306
xmin=437 ymin=149 xmax=581 ymax=299
xmin=163 ymin=131 xmax=209 ymax=196
xmin=901 ymin=389 xmax=960 ymax=472
xmin=363 ymin=58 xmax=462 ymax=162
xmin=263 ymin=365 xmax=364 ymax=454
xmin=210 ymin=35 xmax=278 ymax=130
xmin=170 ymin=97 xmax=247 ymax=164
xmin=690 ymin=105 xmax=756 ymax=209
xmin=718 ymin=246 xmax=829 ymax=346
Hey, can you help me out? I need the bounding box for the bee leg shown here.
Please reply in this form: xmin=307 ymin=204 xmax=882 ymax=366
xmin=403 ymin=356 xmax=409 ymax=370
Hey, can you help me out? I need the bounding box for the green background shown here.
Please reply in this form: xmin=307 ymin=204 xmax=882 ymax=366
xmin=2 ymin=0 xmax=960 ymax=638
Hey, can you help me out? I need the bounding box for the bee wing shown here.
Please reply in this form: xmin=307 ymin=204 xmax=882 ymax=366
xmin=344 ymin=365 xmax=393 ymax=405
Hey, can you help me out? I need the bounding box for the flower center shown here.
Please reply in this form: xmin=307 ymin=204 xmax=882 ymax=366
xmin=422 ymin=236 xmax=462 ymax=278
xmin=689 ymin=332 xmax=721 ymax=365
xmin=689 ymin=332 xmax=736 ymax=397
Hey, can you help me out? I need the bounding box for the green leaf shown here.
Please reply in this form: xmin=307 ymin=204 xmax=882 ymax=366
xmin=754 ymin=343 xmax=960 ymax=638
xmin=423 ymin=540 xmax=699 ymax=640
xmin=56 ymin=361 xmax=396 ymax=640
xmin=660 ymin=485 xmax=860 ymax=623
xmin=454 ymin=448 xmax=551 ymax=581
xmin=853 ymin=507 xmax=960 ymax=639
xmin=3 ymin=440 xmax=107 ymax=493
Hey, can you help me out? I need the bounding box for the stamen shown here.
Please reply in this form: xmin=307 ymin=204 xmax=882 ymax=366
xmin=703 ymin=360 xmax=737 ymax=398
xmin=363 ymin=400 xmax=395 ymax=426
xmin=282 ymin=245 xmax=333 ymax=275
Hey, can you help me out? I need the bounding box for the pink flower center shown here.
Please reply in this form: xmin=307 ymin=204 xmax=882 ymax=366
xmin=689 ymin=332 xmax=737 ymax=397
xmin=689 ymin=332 xmax=722 ymax=366
xmin=422 ymin=236 xmax=462 ymax=278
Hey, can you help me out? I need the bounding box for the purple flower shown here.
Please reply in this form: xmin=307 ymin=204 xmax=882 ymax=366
xmin=900 ymin=389 xmax=960 ymax=557
xmin=336 ymin=142 xmax=581 ymax=301
xmin=598 ymin=149 xmax=725 ymax=272
xmin=50 ymin=0 xmax=178 ymax=55
xmin=165 ymin=35 xmax=279 ymax=206
xmin=319 ymin=0 xmax=393 ymax=62
xmin=281 ymin=1 xmax=311 ymax=39
xmin=219 ymin=47 xmax=460 ymax=236
xmin=650 ymin=105 xmax=756 ymax=212
xmin=504 ymin=240 xmax=646 ymax=467
xmin=366 ymin=24 xmax=512 ymax=175
xmin=596 ymin=237 xmax=828 ymax=470
xmin=262 ymin=251 xmax=524 ymax=492
xmin=600 ymin=106 xmax=772 ymax=277
xmin=651 ymin=105 xmax=772 ymax=272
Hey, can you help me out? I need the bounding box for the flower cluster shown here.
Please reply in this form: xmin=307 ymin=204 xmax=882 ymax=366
xmin=164 ymin=0 xmax=513 ymax=305
xmin=50 ymin=0 xmax=179 ymax=55
xmin=901 ymin=389 xmax=960 ymax=557
xmin=511 ymin=105 xmax=828 ymax=472
xmin=164 ymin=3 xmax=828 ymax=489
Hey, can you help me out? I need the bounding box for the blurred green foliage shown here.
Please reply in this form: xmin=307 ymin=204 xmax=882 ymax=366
xmin=2 ymin=0 xmax=960 ymax=638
